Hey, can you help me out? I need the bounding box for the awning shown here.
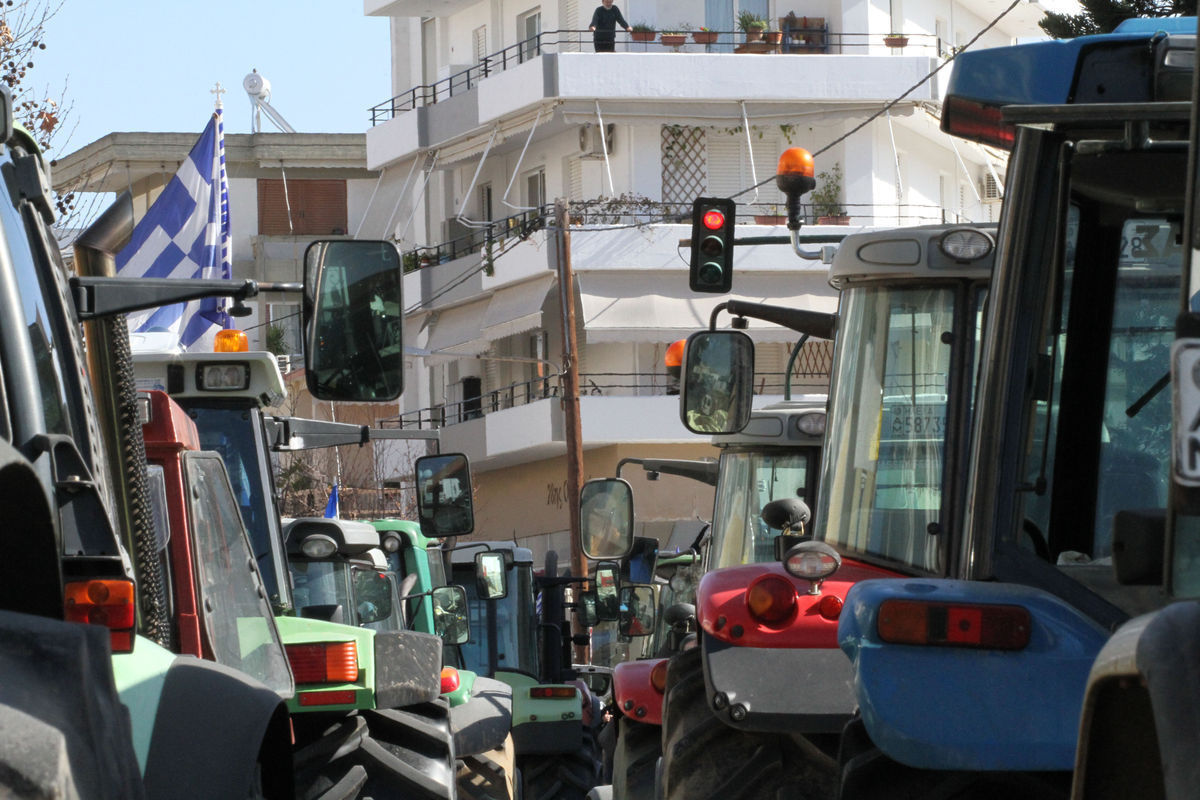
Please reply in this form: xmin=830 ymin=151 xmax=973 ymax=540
xmin=576 ymin=271 xmax=837 ymax=343
xmin=482 ymin=274 xmax=556 ymax=341
xmin=424 ymin=298 xmax=491 ymax=358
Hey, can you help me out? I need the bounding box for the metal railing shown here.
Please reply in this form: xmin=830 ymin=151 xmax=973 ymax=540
xmin=383 ymin=361 xmax=833 ymax=430
xmin=369 ymin=29 xmax=942 ymax=125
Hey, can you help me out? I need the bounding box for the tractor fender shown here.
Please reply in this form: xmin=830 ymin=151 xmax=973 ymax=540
xmin=611 ymin=660 xmax=666 ymax=726
xmin=0 ymin=611 xmax=144 ymax=800
xmin=451 ymin=676 xmax=514 ymax=757
xmin=840 ymin=578 xmax=1108 ymax=771
xmin=1135 ymin=601 xmax=1200 ymax=800
xmin=142 ymin=655 xmax=292 ymax=800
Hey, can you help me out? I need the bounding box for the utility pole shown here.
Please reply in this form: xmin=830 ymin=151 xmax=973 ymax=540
xmin=556 ymin=199 xmax=589 ymax=665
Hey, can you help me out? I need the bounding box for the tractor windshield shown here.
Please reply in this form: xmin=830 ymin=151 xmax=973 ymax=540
xmin=182 ymin=401 xmax=291 ymax=611
xmin=290 ymin=560 xmax=353 ymax=622
xmin=184 ymin=451 xmax=293 ymax=697
xmin=353 ymin=566 xmax=404 ymax=632
xmin=818 ymin=283 xmax=982 ymax=574
xmin=455 ymin=562 xmax=540 ymax=677
xmin=709 ymin=447 xmax=820 ymax=568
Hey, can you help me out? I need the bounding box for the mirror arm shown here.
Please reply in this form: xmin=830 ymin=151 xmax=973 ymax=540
xmin=269 ymin=415 xmax=440 ymax=451
xmin=709 ymin=299 xmax=837 ymax=341
xmin=70 ymin=276 xmax=304 ymax=321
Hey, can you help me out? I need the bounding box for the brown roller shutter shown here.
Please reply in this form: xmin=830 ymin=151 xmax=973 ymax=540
xmin=258 ymin=179 xmax=348 ymax=235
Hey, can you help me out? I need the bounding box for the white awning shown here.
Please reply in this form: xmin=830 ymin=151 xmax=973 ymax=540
xmin=424 ymin=298 xmax=491 ymax=358
xmin=576 ymin=271 xmax=837 ymax=343
xmin=482 ymin=274 xmax=556 ymax=341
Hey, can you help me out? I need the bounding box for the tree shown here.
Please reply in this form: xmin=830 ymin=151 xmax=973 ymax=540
xmin=1040 ymin=0 xmax=1196 ymax=39
xmin=1 ymin=2 xmax=76 ymax=216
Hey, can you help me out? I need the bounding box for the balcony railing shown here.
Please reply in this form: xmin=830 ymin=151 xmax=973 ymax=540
xmin=369 ymin=29 xmax=942 ymax=125
xmin=384 ymin=349 xmax=834 ymax=430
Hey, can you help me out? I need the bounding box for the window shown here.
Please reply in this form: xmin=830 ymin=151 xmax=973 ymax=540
xmin=519 ymin=9 xmax=541 ymax=61
xmin=710 ymin=447 xmax=820 ymax=567
xmin=267 ymin=303 xmax=302 ymax=356
xmin=257 ymin=179 xmax=348 ymax=236
xmin=473 ymin=25 xmax=488 ymax=62
xmin=524 ymin=169 xmax=546 ymax=210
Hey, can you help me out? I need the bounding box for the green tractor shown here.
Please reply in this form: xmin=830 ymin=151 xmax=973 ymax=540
xmin=445 ymin=541 xmax=605 ymax=800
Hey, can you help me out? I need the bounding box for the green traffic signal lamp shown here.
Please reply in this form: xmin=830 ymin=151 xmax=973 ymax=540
xmin=690 ymin=197 xmax=735 ymax=293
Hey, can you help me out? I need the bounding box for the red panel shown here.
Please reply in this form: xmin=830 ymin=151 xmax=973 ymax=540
xmin=612 ymin=659 xmax=666 ymax=726
xmin=698 ymin=560 xmax=904 ymax=649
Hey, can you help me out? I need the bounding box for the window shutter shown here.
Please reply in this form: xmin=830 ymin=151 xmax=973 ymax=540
xmin=257 ymin=179 xmax=348 ymax=235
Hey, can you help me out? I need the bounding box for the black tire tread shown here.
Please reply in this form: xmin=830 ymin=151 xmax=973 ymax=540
xmin=612 ymin=718 xmax=659 ymax=800
xmin=520 ymin=726 xmax=602 ymax=800
xmin=360 ymin=700 xmax=456 ymax=800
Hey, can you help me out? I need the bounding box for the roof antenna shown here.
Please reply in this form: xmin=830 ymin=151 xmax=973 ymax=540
xmin=244 ymin=69 xmax=296 ymax=133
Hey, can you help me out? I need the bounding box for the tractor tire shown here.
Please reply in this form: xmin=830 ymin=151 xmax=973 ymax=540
xmin=292 ymin=715 xmax=370 ymax=800
xmin=359 ymin=699 xmax=457 ymax=800
xmin=660 ymin=645 xmax=836 ymax=800
xmin=837 ymin=716 xmax=1071 ymax=800
xmin=519 ymin=725 xmax=602 ymax=800
xmin=611 ymin=718 xmax=659 ymax=800
xmin=457 ymin=733 xmax=518 ymax=800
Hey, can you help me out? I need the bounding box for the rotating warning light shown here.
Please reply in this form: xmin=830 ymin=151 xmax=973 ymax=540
xmin=775 ymin=148 xmax=816 ymax=196
xmin=689 ymin=197 xmax=736 ymax=294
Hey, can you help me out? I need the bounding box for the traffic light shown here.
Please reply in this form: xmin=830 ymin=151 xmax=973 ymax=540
xmin=689 ymin=197 xmax=736 ymax=293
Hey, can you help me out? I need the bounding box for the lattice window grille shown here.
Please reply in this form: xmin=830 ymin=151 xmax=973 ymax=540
xmin=661 ymin=126 xmax=707 ymax=218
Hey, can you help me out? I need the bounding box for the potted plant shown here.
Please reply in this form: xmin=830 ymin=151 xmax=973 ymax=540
xmin=737 ymin=10 xmax=767 ymax=42
xmin=883 ymin=32 xmax=909 ymax=47
xmin=764 ymin=23 xmax=783 ymax=45
xmin=692 ymin=26 xmax=718 ymax=44
xmin=630 ymin=22 xmax=656 ymax=42
xmin=811 ymin=162 xmax=849 ymax=224
xmin=660 ymin=30 xmax=687 ymax=46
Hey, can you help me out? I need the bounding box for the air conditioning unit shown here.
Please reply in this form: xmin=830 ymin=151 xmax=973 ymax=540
xmin=579 ymin=123 xmax=616 ymax=158
xmin=981 ymin=173 xmax=1002 ymax=203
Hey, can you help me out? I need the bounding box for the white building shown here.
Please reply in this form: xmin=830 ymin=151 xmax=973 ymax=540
xmin=353 ymin=0 xmax=1042 ymax=559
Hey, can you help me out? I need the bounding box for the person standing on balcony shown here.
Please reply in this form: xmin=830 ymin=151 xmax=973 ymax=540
xmin=589 ymin=0 xmax=631 ymax=52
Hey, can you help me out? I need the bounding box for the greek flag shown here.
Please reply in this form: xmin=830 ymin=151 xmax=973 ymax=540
xmin=116 ymin=110 xmax=231 ymax=351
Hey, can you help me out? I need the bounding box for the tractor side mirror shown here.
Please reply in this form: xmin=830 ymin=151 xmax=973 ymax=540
xmin=415 ymin=453 xmax=475 ymax=537
xmin=618 ymin=583 xmax=657 ymax=638
xmin=474 ymin=551 xmax=508 ymax=600
xmin=580 ymin=478 xmax=634 ymax=560
xmin=594 ymin=562 xmax=621 ymax=621
xmin=304 ymin=240 xmax=404 ymax=402
xmin=432 ymin=585 xmax=470 ymax=645
xmin=680 ymin=329 xmax=754 ymax=434
xmin=577 ymin=590 xmax=599 ymax=628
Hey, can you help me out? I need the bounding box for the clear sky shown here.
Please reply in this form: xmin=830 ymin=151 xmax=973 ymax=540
xmin=36 ymin=1 xmax=392 ymax=158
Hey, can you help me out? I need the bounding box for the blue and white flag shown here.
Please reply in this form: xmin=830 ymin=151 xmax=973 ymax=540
xmin=116 ymin=110 xmax=231 ymax=351
xmin=324 ymin=483 xmax=339 ymax=518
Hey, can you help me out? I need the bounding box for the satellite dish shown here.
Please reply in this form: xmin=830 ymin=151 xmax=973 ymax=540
xmin=244 ymin=71 xmax=270 ymax=99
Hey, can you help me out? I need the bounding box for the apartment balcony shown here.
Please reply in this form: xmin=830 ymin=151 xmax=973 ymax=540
xmin=366 ymin=28 xmax=947 ymax=170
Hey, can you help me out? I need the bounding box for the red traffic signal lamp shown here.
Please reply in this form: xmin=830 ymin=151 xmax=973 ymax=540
xmin=690 ymin=197 xmax=736 ymax=293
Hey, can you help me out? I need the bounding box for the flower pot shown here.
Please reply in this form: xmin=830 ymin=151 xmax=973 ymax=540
xmin=631 ymin=30 xmax=656 ymax=42
xmin=692 ymin=30 xmax=719 ymax=44
xmin=744 ymin=29 xmax=764 ymax=42
xmin=817 ymin=215 xmax=851 ymax=225
xmin=765 ymin=31 xmax=782 ymax=45
xmin=883 ymin=35 xmax=909 ymax=48
xmin=660 ymin=33 xmax=686 ymax=46
xmin=754 ymin=215 xmax=787 ymax=225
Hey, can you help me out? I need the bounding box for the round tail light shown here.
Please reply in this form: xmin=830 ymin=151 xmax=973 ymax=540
xmin=746 ymin=575 xmax=797 ymax=626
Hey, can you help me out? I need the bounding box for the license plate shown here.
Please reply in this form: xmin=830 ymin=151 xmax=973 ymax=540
xmin=1172 ymin=339 xmax=1200 ymax=486
xmin=886 ymin=404 xmax=945 ymax=439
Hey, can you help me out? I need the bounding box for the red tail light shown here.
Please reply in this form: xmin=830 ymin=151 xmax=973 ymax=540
xmin=440 ymin=666 xmax=461 ymax=694
xmin=286 ymin=642 xmax=359 ymax=684
xmin=942 ymin=96 xmax=1015 ymax=150
xmin=746 ymin=575 xmax=797 ymax=626
xmin=530 ymin=686 xmax=577 ymax=699
xmin=818 ymin=594 xmax=843 ymax=621
xmin=877 ymin=599 xmax=1031 ymax=650
xmin=649 ymin=660 xmax=669 ymax=694
xmin=64 ymin=579 xmax=135 ymax=653
xmin=298 ymin=690 xmax=357 ymax=707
